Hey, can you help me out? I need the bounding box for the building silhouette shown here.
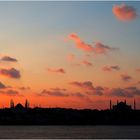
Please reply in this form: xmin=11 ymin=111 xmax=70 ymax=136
xmin=25 ymin=99 xmax=29 ymax=109
xmin=109 ymin=100 xmax=112 ymax=110
xmin=109 ymin=100 xmax=136 ymax=111
xmin=134 ymin=99 xmax=136 ymax=110
xmin=9 ymin=99 xmax=30 ymax=110
xmin=113 ymin=101 xmax=131 ymax=111
xmin=10 ymin=99 xmax=14 ymax=108
xmin=15 ymin=103 xmax=25 ymax=110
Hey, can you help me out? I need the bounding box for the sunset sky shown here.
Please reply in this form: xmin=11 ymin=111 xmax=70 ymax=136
xmin=0 ymin=1 xmax=140 ymax=109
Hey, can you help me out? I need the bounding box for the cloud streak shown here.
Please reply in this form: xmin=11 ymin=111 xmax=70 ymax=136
xmin=70 ymin=81 xmax=94 ymax=90
xmin=0 ymin=89 xmax=20 ymax=96
xmin=38 ymin=88 xmax=69 ymax=97
xmin=109 ymin=86 xmax=140 ymax=98
xmin=47 ymin=68 xmax=66 ymax=74
xmin=121 ymin=74 xmax=132 ymax=82
xmin=38 ymin=88 xmax=86 ymax=99
xmin=1 ymin=56 xmax=17 ymax=62
xmin=68 ymin=33 xmax=115 ymax=54
xmin=18 ymin=86 xmax=30 ymax=90
xmin=81 ymin=60 xmax=93 ymax=66
xmin=68 ymin=33 xmax=93 ymax=52
xmin=69 ymin=81 xmax=104 ymax=96
xmin=0 ymin=68 xmax=21 ymax=79
xmin=37 ymin=82 xmax=140 ymax=99
xmin=102 ymin=65 xmax=120 ymax=72
xmin=93 ymin=41 xmax=115 ymax=54
xmin=69 ymin=80 xmax=140 ymax=98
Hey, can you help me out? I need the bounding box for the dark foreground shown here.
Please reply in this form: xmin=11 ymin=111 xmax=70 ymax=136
xmin=1 ymin=107 xmax=140 ymax=125
xmin=0 ymin=125 xmax=140 ymax=139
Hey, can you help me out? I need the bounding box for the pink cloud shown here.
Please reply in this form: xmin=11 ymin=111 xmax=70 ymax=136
xmin=71 ymin=92 xmax=85 ymax=98
xmin=102 ymin=65 xmax=120 ymax=72
xmin=38 ymin=87 xmax=68 ymax=97
xmin=70 ymin=81 xmax=94 ymax=90
xmin=93 ymin=41 xmax=114 ymax=54
xmin=111 ymin=65 xmax=120 ymax=70
xmin=0 ymin=68 xmax=21 ymax=79
xmin=39 ymin=89 xmax=69 ymax=97
xmin=70 ymin=80 xmax=140 ymax=97
xmin=5 ymin=90 xmax=19 ymax=96
xmin=121 ymin=74 xmax=132 ymax=82
xmin=103 ymin=66 xmax=112 ymax=72
xmin=68 ymin=33 xmax=93 ymax=52
xmin=50 ymin=88 xmax=67 ymax=92
xmin=0 ymin=89 xmax=22 ymax=96
xmin=109 ymin=86 xmax=140 ymax=98
xmin=68 ymin=33 xmax=115 ymax=54
xmin=1 ymin=56 xmax=17 ymax=62
xmin=47 ymin=68 xmax=66 ymax=74
xmin=18 ymin=86 xmax=30 ymax=90
xmin=112 ymin=4 xmax=137 ymax=21
xmin=81 ymin=60 xmax=93 ymax=66
xmin=38 ymin=88 xmax=87 ymax=98
xmin=69 ymin=81 xmax=103 ymax=96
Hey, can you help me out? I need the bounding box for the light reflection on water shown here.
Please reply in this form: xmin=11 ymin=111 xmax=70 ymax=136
xmin=0 ymin=125 xmax=140 ymax=139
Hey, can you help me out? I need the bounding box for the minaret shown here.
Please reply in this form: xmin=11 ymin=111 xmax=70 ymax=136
xmin=134 ymin=99 xmax=136 ymax=110
xmin=117 ymin=100 xmax=119 ymax=105
xmin=110 ymin=100 xmax=112 ymax=110
xmin=10 ymin=99 xmax=14 ymax=108
xmin=25 ymin=99 xmax=29 ymax=109
xmin=124 ymin=99 xmax=126 ymax=104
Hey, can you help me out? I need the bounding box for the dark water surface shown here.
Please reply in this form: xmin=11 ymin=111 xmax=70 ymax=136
xmin=0 ymin=125 xmax=140 ymax=139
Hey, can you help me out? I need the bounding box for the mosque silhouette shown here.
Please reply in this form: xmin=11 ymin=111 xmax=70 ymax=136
xmin=109 ymin=100 xmax=136 ymax=111
xmin=10 ymin=99 xmax=29 ymax=110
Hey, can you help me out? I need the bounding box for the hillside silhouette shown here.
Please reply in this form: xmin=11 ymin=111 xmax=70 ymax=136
xmin=0 ymin=99 xmax=140 ymax=125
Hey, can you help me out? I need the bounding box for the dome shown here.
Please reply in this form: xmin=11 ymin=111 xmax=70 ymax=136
xmin=15 ymin=103 xmax=24 ymax=110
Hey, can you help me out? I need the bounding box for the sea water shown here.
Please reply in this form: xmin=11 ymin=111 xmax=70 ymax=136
xmin=0 ymin=125 xmax=140 ymax=139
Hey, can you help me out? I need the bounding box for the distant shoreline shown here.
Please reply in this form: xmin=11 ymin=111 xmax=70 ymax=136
xmin=0 ymin=107 xmax=140 ymax=125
